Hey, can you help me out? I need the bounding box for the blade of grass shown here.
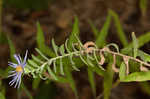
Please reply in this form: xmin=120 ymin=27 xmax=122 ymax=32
xmin=109 ymin=10 xmax=128 ymax=47
xmin=68 ymin=16 xmax=80 ymax=50
xmin=36 ymin=22 xmax=55 ymax=57
xmin=87 ymin=67 xmax=96 ymax=97
xmin=95 ymin=13 xmax=112 ymax=47
xmin=103 ymin=62 xmax=114 ymax=99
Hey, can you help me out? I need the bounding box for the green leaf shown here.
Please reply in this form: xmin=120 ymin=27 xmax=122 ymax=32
xmin=36 ymin=22 xmax=55 ymax=57
xmin=137 ymin=50 xmax=150 ymax=62
xmin=106 ymin=43 xmax=120 ymax=52
xmin=59 ymin=44 xmax=65 ymax=55
xmin=139 ymin=0 xmax=147 ymax=15
xmin=32 ymin=77 xmax=41 ymax=90
xmin=64 ymin=65 xmax=78 ymax=98
xmin=103 ymin=63 xmax=114 ymax=99
xmin=21 ymin=83 xmax=33 ymax=99
xmin=31 ymin=55 xmax=44 ymax=64
xmin=109 ymin=10 xmax=128 ymax=47
xmin=47 ymin=66 xmax=58 ymax=81
xmin=132 ymin=32 xmax=138 ymax=58
xmin=122 ymin=32 xmax=150 ymax=54
xmin=95 ymin=13 xmax=112 ymax=47
xmin=28 ymin=59 xmax=39 ymax=68
xmin=87 ymin=68 xmax=96 ymax=97
xmin=59 ymin=58 xmax=64 ymax=75
xmin=68 ymin=16 xmax=80 ymax=50
xmin=88 ymin=20 xmax=99 ymax=37
xmin=119 ymin=62 xmax=126 ymax=80
xmin=51 ymin=38 xmax=59 ymax=56
xmin=7 ymin=36 xmax=16 ymax=62
xmin=0 ymin=92 xmax=5 ymax=99
xmin=35 ymin=48 xmax=49 ymax=61
xmin=122 ymin=71 xmax=150 ymax=82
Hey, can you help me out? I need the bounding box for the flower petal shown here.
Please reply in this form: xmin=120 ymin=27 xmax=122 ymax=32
xmin=8 ymin=62 xmax=17 ymax=68
xmin=22 ymin=50 xmax=28 ymax=68
xmin=14 ymin=54 xmax=21 ymax=64
xmin=8 ymin=73 xmax=17 ymax=78
xmin=9 ymin=74 xmax=18 ymax=86
xmin=14 ymin=72 xmax=22 ymax=88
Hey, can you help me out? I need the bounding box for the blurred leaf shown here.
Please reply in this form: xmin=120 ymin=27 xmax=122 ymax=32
xmin=121 ymin=32 xmax=150 ymax=54
xmin=140 ymin=0 xmax=147 ymax=15
xmin=132 ymin=32 xmax=138 ymax=58
xmin=32 ymin=77 xmax=41 ymax=90
xmin=119 ymin=63 xmax=126 ymax=80
xmin=138 ymin=50 xmax=150 ymax=62
xmin=0 ymin=33 xmax=7 ymax=44
xmin=36 ymin=22 xmax=55 ymax=57
xmin=64 ymin=64 xmax=78 ymax=98
xmin=51 ymin=38 xmax=58 ymax=56
xmin=87 ymin=67 xmax=96 ymax=97
xmin=88 ymin=20 xmax=99 ymax=37
xmin=7 ymin=36 xmax=16 ymax=62
xmin=21 ymin=83 xmax=33 ymax=99
xmin=103 ymin=63 xmax=114 ymax=99
xmin=121 ymin=71 xmax=150 ymax=82
xmin=95 ymin=13 xmax=112 ymax=47
xmin=0 ymin=92 xmax=5 ymax=99
xmin=68 ymin=16 xmax=79 ymax=50
xmin=47 ymin=66 xmax=58 ymax=81
xmin=109 ymin=10 xmax=128 ymax=47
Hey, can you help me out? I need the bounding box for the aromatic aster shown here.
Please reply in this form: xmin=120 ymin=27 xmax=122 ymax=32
xmin=8 ymin=50 xmax=28 ymax=88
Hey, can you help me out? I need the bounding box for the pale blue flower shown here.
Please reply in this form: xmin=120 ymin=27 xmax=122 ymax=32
xmin=8 ymin=50 xmax=28 ymax=88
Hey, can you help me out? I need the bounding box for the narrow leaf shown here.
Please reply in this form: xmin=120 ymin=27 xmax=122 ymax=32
xmin=122 ymin=71 xmax=150 ymax=82
xmin=87 ymin=67 xmax=96 ymax=97
xmin=64 ymin=65 xmax=78 ymax=98
xmin=52 ymin=38 xmax=59 ymax=56
xmin=36 ymin=22 xmax=55 ymax=57
xmin=103 ymin=63 xmax=114 ymax=99
xmin=140 ymin=0 xmax=147 ymax=15
xmin=7 ymin=36 xmax=16 ymax=62
xmin=47 ymin=66 xmax=58 ymax=81
xmin=88 ymin=20 xmax=99 ymax=37
xmin=35 ymin=48 xmax=49 ymax=61
xmin=132 ymin=32 xmax=138 ymax=58
xmin=96 ymin=13 xmax=112 ymax=47
xmin=109 ymin=10 xmax=128 ymax=47
xmin=68 ymin=16 xmax=80 ymax=50
xmin=119 ymin=62 xmax=126 ymax=80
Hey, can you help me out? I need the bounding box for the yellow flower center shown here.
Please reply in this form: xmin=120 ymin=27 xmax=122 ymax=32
xmin=16 ymin=66 xmax=23 ymax=72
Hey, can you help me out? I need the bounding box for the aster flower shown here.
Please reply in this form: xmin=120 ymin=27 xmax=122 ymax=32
xmin=8 ymin=50 xmax=28 ymax=88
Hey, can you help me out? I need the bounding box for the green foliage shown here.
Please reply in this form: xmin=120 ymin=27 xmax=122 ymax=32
xmin=140 ymin=0 xmax=148 ymax=16
xmin=109 ymin=10 xmax=128 ymax=47
xmin=103 ymin=63 xmax=114 ymax=99
xmin=68 ymin=16 xmax=80 ymax=50
xmin=0 ymin=33 xmax=7 ymax=44
xmin=87 ymin=67 xmax=96 ymax=97
xmin=95 ymin=12 xmax=112 ymax=47
xmin=0 ymin=92 xmax=5 ymax=99
xmin=7 ymin=36 xmax=16 ymax=62
xmin=132 ymin=32 xmax=138 ymax=58
xmin=36 ymin=22 xmax=55 ymax=57
xmin=5 ymin=10 xmax=150 ymax=99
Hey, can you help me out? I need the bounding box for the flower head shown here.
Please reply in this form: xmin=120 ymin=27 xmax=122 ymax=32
xmin=8 ymin=50 xmax=28 ymax=88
